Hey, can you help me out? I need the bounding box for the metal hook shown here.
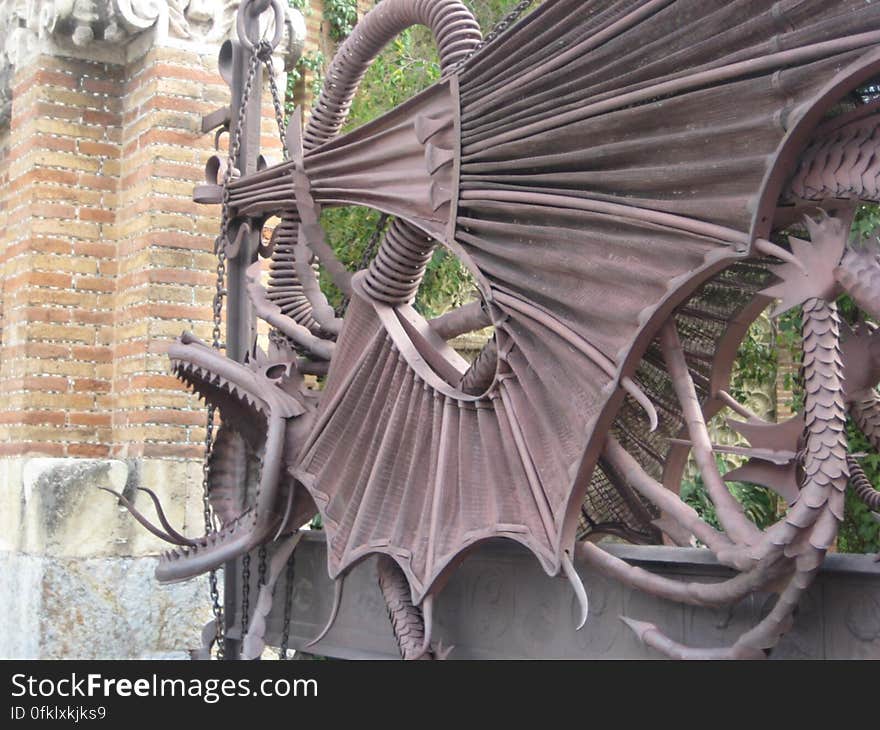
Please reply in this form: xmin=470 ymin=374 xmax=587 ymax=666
xmin=237 ymin=0 xmax=285 ymax=53
xmin=226 ymin=221 xmax=252 ymax=260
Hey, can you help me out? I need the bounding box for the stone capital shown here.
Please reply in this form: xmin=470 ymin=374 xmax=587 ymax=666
xmin=0 ymin=0 xmax=306 ymax=124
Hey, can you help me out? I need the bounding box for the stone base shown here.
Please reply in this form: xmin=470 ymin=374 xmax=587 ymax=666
xmin=0 ymin=456 xmax=215 ymax=659
xmin=0 ymin=551 xmax=212 ymax=659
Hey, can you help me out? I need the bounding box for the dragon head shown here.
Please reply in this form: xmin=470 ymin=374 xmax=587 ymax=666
xmin=112 ymin=331 xmax=317 ymax=584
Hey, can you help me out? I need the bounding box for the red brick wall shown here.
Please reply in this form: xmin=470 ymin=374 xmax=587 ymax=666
xmin=0 ymin=45 xmax=283 ymax=460
xmin=0 ymin=57 xmax=123 ymax=458
xmin=113 ymin=48 xmax=226 ymax=460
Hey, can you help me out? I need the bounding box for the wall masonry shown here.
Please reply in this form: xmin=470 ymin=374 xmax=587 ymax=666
xmin=0 ymin=0 xmax=304 ymax=658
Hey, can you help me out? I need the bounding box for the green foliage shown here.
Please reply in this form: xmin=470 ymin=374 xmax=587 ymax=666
xmin=680 ymin=473 xmax=721 ymax=532
xmin=837 ymin=271 xmax=880 ymax=552
xmin=852 ymin=203 xmax=880 ymax=242
xmin=463 ymin=0 xmax=530 ymax=27
xmin=285 ymin=49 xmax=326 ymax=117
xmin=775 ymin=307 xmax=805 ymax=412
xmin=837 ymin=221 xmax=880 ymax=551
xmin=314 ymin=2 xmax=496 ymax=316
xmin=303 ymin=51 xmax=327 ymax=101
xmin=284 ymin=1 xmax=327 ymax=115
xmin=303 ymin=0 xmax=530 ymax=315
xmin=839 ymin=420 xmax=880 ymax=553
xmin=317 ymin=206 xmax=386 ymax=310
xmin=728 ymin=319 xmax=777 ymax=405
xmin=686 ymin=206 xmax=880 ymax=554
xmin=319 ymin=206 xmax=476 ymax=318
xmin=681 ymin=456 xmax=778 ymax=533
xmin=324 ymin=0 xmax=358 ymax=41
xmin=341 ymin=26 xmax=442 ymax=129
xmin=418 ymin=249 xmax=477 ymax=319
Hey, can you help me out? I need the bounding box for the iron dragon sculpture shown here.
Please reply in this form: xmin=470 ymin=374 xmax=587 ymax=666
xmin=107 ymin=0 xmax=880 ymax=659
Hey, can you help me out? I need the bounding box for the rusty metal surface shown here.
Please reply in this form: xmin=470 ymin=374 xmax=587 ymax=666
xmin=286 ymin=1 xmax=880 ymax=657
xmin=231 ymin=533 xmax=880 ymax=660
xmin=106 ymin=0 xmax=880 ymax=659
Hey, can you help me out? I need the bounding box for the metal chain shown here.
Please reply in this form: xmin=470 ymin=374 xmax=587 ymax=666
xmin=260 ymin=40 xmax=289 ymax=158
xmin=257 ymin=545 xmax=268 ymax=587
xmin=200 ymin=44 xmax=264 ymax=661
xmin=231 ymin=52 xmax=278 ymax=642
xmin=214 ymin=47 xmax=263 ymax=350
xmin=241 ymin=552 xmax=252 ymax=631
xmin=201 ymin=416 xmax=224 ymax=658
xmin=260 ymin=39 xmax=294 ymax=347
xmin=259 ymin=36 xmax=295 ymax=354
xmin=449 ymin=0 xmax=535 ymax=75
xmin=278 ymin=550 xmax=296 ymax=659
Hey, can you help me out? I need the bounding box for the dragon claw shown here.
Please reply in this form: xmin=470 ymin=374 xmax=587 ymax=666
xmin=432 ymin=640 xmax=454 ymax=660
xmin=619 ymin=615 xmax=657 ymax=642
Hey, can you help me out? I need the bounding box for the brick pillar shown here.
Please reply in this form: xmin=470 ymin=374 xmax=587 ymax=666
xmin=113 ymin=47 xmax=224 ymax=462
xmin=0 ymin=2 xmax=303 ymax=659
xmin=0 ymin=57 xmax=121 ymax=460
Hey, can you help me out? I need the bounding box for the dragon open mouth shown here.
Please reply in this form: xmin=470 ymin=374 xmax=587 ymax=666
xmin=107 ymin=332 xmax=311 ymax=584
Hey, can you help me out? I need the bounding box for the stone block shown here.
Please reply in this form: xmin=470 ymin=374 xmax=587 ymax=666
xmin=2 ymin=456 xmax=204 ymax=558
xmin=0 ymin=551 xmax=212 ymax=659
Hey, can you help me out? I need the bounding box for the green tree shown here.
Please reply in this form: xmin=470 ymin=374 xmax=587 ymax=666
xmin=294 ymin=0 xmax=528 ymax=317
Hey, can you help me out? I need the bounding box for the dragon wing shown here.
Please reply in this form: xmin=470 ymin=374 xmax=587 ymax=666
xmin=278 ymin=0 xmax=880 ymax=602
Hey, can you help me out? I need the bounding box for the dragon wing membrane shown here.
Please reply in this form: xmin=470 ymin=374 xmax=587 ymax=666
xmin=289 ymin=0 xmax=880 ymax=602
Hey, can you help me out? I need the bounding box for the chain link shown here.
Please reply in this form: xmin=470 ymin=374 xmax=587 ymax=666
xmin=230 ymin=43 xmax=287 ymax=648
xmin=241 ymin=552 xmax=252 ymax=631
xmin=201 ymin=401 xmax=224 ymax=659
xmin=261 ymin=41 xmax=289 ymax=158
xmin=260 ymin=40 xmax=304 ymax=344
xmin=449 ymin=0 xmax=535 ymax=75
xmin=256 ymin=50 xmax=297 ymax=659
xmin=257 ymin=545 xmax=268 ymax=587
xmin=356 ymin=213 xmax=389 ymax=272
